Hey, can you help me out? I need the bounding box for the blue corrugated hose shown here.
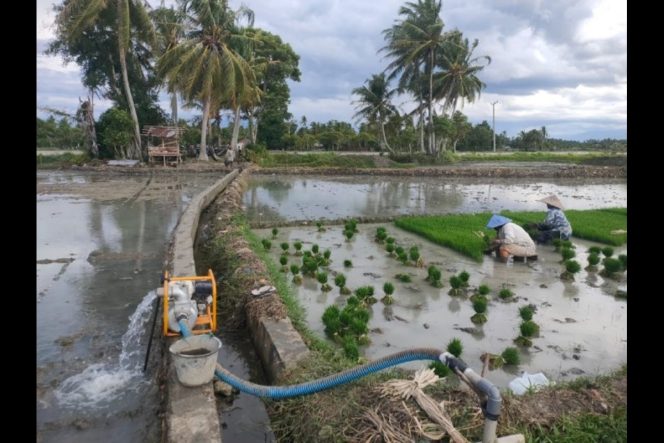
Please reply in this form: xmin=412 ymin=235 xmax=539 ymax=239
xmin=177 ymin=320 xmax=443 ymax=400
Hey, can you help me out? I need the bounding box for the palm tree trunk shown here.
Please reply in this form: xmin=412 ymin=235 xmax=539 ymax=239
xmin=85 ymin=92 xmax=99 ymax=158
xmin=249 ymin=112 xmax=257 ymax=143
xmin=199 ymin=95 xmax=210 ymax=161
xmin=230 ymin=106 xmax=241 ymax=158
xmin=380 ymin=121 xmax=393 ymax=154
xmin=428 ymin=51 xmax=435 ymax=156
xmin=170 ymin=93 xmax=178 ymax=125
xmin=118 ymin=47 xmax=143 ymax=161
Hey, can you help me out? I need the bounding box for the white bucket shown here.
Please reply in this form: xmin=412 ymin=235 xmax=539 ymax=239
xmin=169 ymin=335 xmax=222 ymax=387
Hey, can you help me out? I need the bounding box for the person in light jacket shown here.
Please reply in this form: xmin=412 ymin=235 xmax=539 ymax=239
xmin=534 ymin=195 xmax=572 ymax=243
xmin=486 ymin=214 xmax=537 ymax=262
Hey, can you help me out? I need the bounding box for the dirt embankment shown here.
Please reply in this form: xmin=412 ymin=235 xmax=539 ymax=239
xmin=47 ymin=159 xmax=626 ymax=178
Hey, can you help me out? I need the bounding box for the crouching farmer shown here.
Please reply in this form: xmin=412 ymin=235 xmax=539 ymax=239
xmin=486 ymin=214 xmax=536 ymax=262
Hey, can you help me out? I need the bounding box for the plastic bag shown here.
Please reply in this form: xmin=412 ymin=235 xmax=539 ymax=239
xmin=508 ymin=372 xmax=550 ymax=395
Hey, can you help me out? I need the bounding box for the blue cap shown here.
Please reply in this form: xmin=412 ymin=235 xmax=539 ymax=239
xmin=486 ymin=214 xmax=512 ymax=229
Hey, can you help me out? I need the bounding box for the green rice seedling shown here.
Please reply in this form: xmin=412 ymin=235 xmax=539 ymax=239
xmin=395 ymin=274 xmax=412 ymax=283
xmin=447 ymin=338 xmax=463 ymax=357
xmin=615 ymin=290 xmax=627 ymax=299
xmin=261 ymin=238 xmax=272 ymax=250
xmin=316 ymin=221 xmax=326 ymax=232
xmin=520 ymin=320 xmax=540 ymax=337
xmin=386 ymin=243 xmax=396 ymax=255
xmin=354 ymin=287 xmax=369 ymax=301
xmin=375 ymin=227 xmax=387 ymax=242
xmin=366 ymin=286 xmax=375 ymax=296
xmin=409 ymin=246 xmax=422 ymax=267
xmin=519 ymin=305 xmax=534 ymax=321
xmin=514 ymin=336 xmax=533 ymax=347
xmin=618 ymin=254 xmax=627 ymax=271
xmin=317 ymin=272 xmax=332 ymax=291
xmin=290 ymin=264 xmax=300 ymax=275
xmin=428 ymin=361 xmax=450 ymax=378
xmin=323 ymin=249 xmax=332 ymax=259
xmin=471 ymin=297 xmax=488 ymax=324
xmin=449 ymin=276 xmax=463 ymax=296
xmin=561 ymin=247 xmax=576 ymax=261
xmin=501 ymin=347 xmax=520 ymax=365
xmin=586 ymin=253 xmax=600 ymax=271
xmin=381 ymin=294 xmax=394 ymax=305
xmin=344 ymin=230 xmax=354 ymax=241
xmin=395 ymin=246 xmax=405 ymax=256
xmin=499 ymin=287 xmax=514 ymax=299
xmin=459 ymin=271 xmax=470 ymax=287
xmin=552 ymin=239 xmax=562 ymax=252
xmin=478 ymin=284 xmax=491 ymax=296
xmin=322 ymin=305 xmax=341 ymax=337
xmin=334 ymin=273 xmax=346 ymax=289
xmin=346 ymin=296 xmax=360 ymax=307
xmin=280 ymin=256 xmax=288 ymax=266
xmin=386 ymin=237 xmax=395 ymax=245
xmin=365 ymin=296 xmax=378 ymax=305
xmin=312 ymin=244 xmax=320 ymax=254
xmin=602 ymin=246 xmax=614 ymax=258
xmin=271 ymin=227 xmax=278 ymax=238
xmin=429 ymin=268 xmax=442 ymax=288
xmin=349 ymin=317 xmax=368 ymax=336
xmin=561 ymin=240 xmax=575 ymax=249
xmin=303 ymin=250 xmax=312 ymax=258
xmin=343 ymin=259 xmax=353 ymax=268
xmin=561 ymin=260 xmax=581 ymax=280
xmin=343 ymin=337 xmax=359 ymax=360
xmin=588 ymin=246 xmax=601 ymax=255
xmin=383 ymin=282 xmax=395 ymax=295
xmin=601 ymin=257 xmax=622 ymax=278
xmin=293 ymin=241 xmax=303 ymax=255
xmin=302 ymin=257 xmax=318 ymax=276
xmin=397 ymin=251 xmax=409 ymax=264
xmin=280 ymin=242 xmax=289 ymax=254
xmin=292 ymin=274 xmax=303 ymax=284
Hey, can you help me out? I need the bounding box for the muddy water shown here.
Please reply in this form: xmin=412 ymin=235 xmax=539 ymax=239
xmin=244 ymin=175 xmax=626 ymax=223
xmin=37 ymin=171 xmax=220 ymax=443
xmin=257 ymin=224 xmax=626 ymax=389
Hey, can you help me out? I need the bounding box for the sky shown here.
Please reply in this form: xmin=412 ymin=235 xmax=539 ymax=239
xmin=36 ymin=0 xmax=626 ymax=141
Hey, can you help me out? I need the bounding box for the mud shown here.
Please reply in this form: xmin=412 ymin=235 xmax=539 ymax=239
xmin=256 ymin=223 xmax=626 ymax=389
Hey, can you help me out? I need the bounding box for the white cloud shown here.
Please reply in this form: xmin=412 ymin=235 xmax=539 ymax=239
xmin=36 ymin=0 xmax=626 ymax=140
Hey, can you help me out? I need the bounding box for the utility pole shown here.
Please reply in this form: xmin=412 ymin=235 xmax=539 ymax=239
xmin=491 ymin=101 xmax=499 ymax=152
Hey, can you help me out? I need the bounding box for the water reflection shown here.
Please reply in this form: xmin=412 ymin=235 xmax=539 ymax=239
xmin=244 ymin=175 xmax=627 ymax=223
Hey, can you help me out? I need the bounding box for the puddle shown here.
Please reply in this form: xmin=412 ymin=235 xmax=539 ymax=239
xmin=244 ymin=175 xmax=626 ymax=223
xmin=255 ymin=223 xmax=626 ymax=389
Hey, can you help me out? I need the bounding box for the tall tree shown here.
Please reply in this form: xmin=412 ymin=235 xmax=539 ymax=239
xmin=50 ymin=0 xmax=156 ymax=159
xmin=382 ymin=0 xmax=445 ymax=154
xmin=158 ymin=0 xmax=255 ymax=161
xmin=352 ymin=73 xmax=398 ymax=153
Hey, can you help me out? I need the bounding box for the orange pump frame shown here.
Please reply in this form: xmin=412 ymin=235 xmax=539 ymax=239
xmin=162 ymin=269 xmax=217 ymax=337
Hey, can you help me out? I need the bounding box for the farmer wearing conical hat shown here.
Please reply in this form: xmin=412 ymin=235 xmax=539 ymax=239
xmin=486 ymin=214 xmax=537 ymax=262
xmin=534 ymin=194 xmax=572 ymax=243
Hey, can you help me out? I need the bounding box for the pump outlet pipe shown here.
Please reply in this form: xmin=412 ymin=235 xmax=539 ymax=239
xmin=175 ymin=321 xmax=503 ymax=443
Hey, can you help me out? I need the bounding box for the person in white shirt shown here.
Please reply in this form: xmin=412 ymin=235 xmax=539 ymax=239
xmin=486 ymin=214 xmax=536 ymax=262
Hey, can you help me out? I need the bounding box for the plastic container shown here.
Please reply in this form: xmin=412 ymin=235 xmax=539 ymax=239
xmin=508 ymin=372 xmax=550 ymax=395
xmin=169 ymin=334 xmax=222 ymax=387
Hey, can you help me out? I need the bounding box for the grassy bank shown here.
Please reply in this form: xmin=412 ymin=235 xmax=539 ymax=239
xmin=395 ymin=208 xmax=627 ymax=261
xmin=457 ymin=151 xmax=625 ymax=165
xmin=253 ymin=152 xmax=378 ymax=168
xmin=37 ymin=152 xmax=91 ymax=169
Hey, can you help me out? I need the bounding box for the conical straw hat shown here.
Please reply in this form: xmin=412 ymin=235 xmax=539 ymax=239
xmin=539 ymin=195 xmax=564 ymax=209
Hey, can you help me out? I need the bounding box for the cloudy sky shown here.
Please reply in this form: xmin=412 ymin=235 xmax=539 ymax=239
xmin=37 ymin=0 xmax=626 ymax=141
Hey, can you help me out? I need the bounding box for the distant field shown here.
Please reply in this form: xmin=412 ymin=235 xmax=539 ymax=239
xmin=37 ymin=149 xmax=86 ymax=156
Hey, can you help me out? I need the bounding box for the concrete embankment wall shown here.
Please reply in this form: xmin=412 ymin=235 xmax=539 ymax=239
xmin=165 ymin=167 xmax=310 ymax=442
xmin=166 ymin=169 xmax=238 ymax=443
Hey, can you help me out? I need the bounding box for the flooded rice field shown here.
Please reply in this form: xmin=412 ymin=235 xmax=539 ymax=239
xmin=37 ymin=171 xmax=221 ymax=442
xmin=254 ymin=221 xmax=626 ymax=389
xmin=244 ymin=175 xmax=626 ymax=224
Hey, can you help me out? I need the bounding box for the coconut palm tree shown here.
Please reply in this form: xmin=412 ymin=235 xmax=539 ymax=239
xmin=435 ymin=31 xmax=490 ymax=117
xmin=151 ymin=5 xmax=186 ymax=125
xmin=53 ymin=0 xmax=155 ymax=159
xmin=382 ymin=0 xmax=445 ymax=155
xmin=352 ymin=73 xmax=398 ymax=153
xmin=157 ymin=0 xmax=255 ymax=161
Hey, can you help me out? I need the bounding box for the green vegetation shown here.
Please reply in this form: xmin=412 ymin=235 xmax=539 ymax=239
xmin=316 ymin=221 xmax=326 ymax=232
xmin=272 ymin=228 xmax=279 ymax=238
xmin=253 ymin=152 xmax=378 ymax=168
xmin=343 ymin=259 xmax=353 ymax=268
xmin=523 ymin=408 xmax=626 ymax=443
xmin=601 ymin=257 xmax=623 ymax=278
xmin=519 ymin=306 xmax=534 ymax=321
xmin=499 ymin=287 xmax=514 ymax=299
xmin=471 ymin=297 xmax=488 ymax=324
xmin=501 ymin=347 xmax=520 ymax=365
xmin=447 ymin=338 xmax=463 ymax=358
xmin=395 ymin=273 xmax=412 ymax=283
xmin=261 ymin=238 xmax=272 ymax=250
xmin=37 ymin=152 xmax=91 ymax=168
xmin=428 ymin=361 xmax=450 ymax=378
xmin=587 ymin=253 xmax=600 ymax=266
xmin=520 ymin=320 xmax=540 ymax=337
xmin=426 ymin=265 xmax=443 ymax=288
xmin=456 ymin=151 xmax=624 ymax=164
xmin=561 ymin=247 xmax=576 ymax=261
xmin=280 ymin=242 xmax=290 ymax=253
xmin=293 ymin=241 xmax=303 ymax=255
xmin=602 ymin=246 xmax=615 ymax=257
xmin=478 ymin=284 xmax=491 ymax=296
